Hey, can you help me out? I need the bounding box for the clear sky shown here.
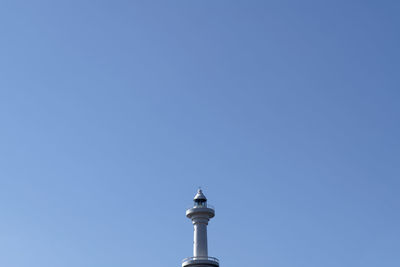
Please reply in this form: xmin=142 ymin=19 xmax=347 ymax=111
xmin=0 ymin=1 xmax=399 ymax=267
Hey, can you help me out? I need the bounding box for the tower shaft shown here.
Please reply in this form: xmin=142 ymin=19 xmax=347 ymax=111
xmin=193 ymin=219 xmax=208 ymax=256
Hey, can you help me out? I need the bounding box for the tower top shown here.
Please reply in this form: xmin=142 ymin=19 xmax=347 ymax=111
xmin=194 ymin=189 xmax=207 ymax=201
xmin=183 ymin=189 xmax=218 ymax=267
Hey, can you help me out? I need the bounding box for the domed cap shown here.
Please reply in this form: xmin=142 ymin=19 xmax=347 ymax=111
xmin=194 ymin=189 xmax=207 ymax=201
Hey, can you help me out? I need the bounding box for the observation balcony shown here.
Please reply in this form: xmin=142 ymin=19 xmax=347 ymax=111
xmin=186 ymin=203 xmax=215 ymax=219
xmin=182 ymin=256 xmax=219 ymax=267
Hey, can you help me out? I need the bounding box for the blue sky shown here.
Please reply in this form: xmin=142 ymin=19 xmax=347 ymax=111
xmin=0 ymin=1 xmax=399 ymax=267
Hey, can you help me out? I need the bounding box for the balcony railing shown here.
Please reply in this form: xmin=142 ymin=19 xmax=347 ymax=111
xmin=187 ymin=203 xmax=215 ymax=210
xmin=182 ymin=256 xmax=219 ymax=264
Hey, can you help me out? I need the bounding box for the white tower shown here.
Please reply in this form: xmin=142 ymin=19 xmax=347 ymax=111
xmin=182 ymin=189 xmax=219 ymax=267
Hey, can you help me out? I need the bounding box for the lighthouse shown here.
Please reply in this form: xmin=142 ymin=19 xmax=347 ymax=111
xmin=182 ymin=189 xmax=219 ymax=267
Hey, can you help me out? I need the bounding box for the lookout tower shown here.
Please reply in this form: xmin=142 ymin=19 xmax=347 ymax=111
xmin=182 ymin=189 xmax=219 ymax=267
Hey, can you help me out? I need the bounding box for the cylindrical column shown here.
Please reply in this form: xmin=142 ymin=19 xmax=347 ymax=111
xmin=193 ymin=222 xmax=208 ymax=257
